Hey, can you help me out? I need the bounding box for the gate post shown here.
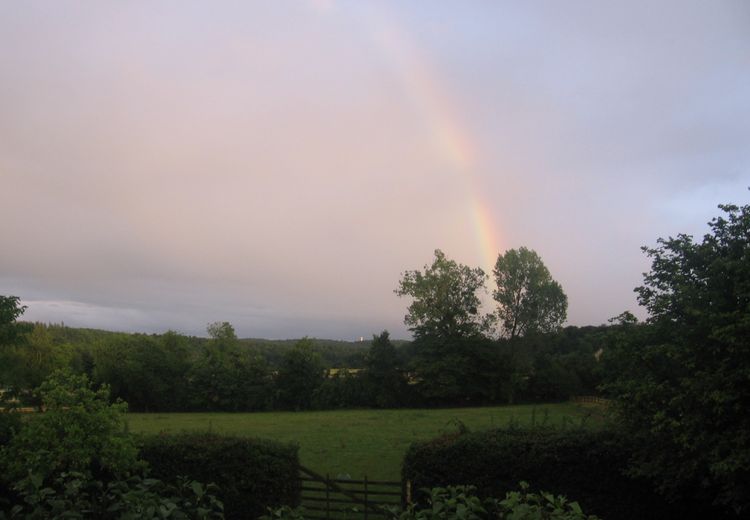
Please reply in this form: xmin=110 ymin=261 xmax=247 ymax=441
xmin=326 ymin=473 xmax=330 ymax=520
xmin=364 ymin=475 xmax=368 ymax=520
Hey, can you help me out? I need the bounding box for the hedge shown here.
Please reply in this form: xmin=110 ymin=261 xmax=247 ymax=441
xmin=402 ymin=428 xmax=724 ymax=520
xmin=139 ymin=433 xmax=300 ymax=519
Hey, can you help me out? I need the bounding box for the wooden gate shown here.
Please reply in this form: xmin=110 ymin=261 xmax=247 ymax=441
xmin=298 ymin=466 xmax=404 ymax=520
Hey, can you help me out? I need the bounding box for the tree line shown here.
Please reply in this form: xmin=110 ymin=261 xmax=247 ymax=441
xmin=0 ymin=245 xmax=602 ymax=412
xmin=0 ymin=317 xmax=613 ymax=412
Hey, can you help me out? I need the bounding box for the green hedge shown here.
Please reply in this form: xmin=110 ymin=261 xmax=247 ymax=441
xmin=139 ymin=433 xmax=300 ymax=519
xmin=402 ymin=428 xmax=721 ymax=520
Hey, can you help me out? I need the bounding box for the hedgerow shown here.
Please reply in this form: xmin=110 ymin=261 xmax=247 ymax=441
xmin=401 ymin=428 xmax=723 ymax=520
xmin=139 ymin=433 xmax=300 ymax=520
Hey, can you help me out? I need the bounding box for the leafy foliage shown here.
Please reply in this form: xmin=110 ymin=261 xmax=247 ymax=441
xmin=311 ymin=368 xmax=367 ymax=409
xmin=398 ymin=486 xmax=489 ymax=520
xmin=363 ymin=331 xmax=408 ymax=408
xmin=494 ymin=482 xmax=597 ymax=520
xmin=401 ymin=428 xmax=711 ymax=520
xmin=0 ymin=296 xmax=35 ymax=403
xmin=94 ymin=333 xmax=193 ymax=412
xmin=0 ymin=371 xmax=225 ymax=519
xmin=275 ymin=338 xmax=325 ymax=410
xmin=0 ymin=296 xmax=30 ymax=348
xmin=408 ymin=336 xmax=503 ymax=405
xmin=4 ymin=471 xmax=223 ymax=519
xmin=493 ymin=248 xmax=567 ymax=339
xmin=138 ymin=433 xmax=300 ymax=520
xmin=606 ymin=202 xmax=750 ymax=514
xmin=1 ymin=370 xmax=139 ymax=486
xmin=396 ymin=250 xmax=493 ymax=340
xmin=262 ymin=484 xmax=598 ymax=520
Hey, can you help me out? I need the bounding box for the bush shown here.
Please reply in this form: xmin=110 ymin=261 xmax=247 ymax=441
xmin=262 ymin=484 xmax=599 ymax=520
xmin=0 ymin=371 xmax=224 ymax=519
xmin=0 ymin=412 xmax=21 ymax=514
xmin=1 ymin=371 xmax=140 ymax=486
xmin=4 ymin=471 xmax=224 ymax=519
xmin=0 ymin=412 xmax=21 ymax=447
xmin=139 ymin=433 xmax=300 ymax=520
xmin=402 ymin=428 xmax=722 ymax=520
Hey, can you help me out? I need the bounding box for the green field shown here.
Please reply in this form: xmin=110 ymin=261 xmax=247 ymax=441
xmin=127 ymin=403 xmax=601 ymax=480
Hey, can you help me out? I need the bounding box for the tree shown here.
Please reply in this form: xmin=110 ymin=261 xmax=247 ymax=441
xmin=207 ymin=321 xmax=238 ymax=351
xmin=5 ymin=323 xmax=71 ymax=407
xmin=93 ymin=333 xmax=192 ymax=412
xmin=0 ymin=296 xmax=35 ymax=403
xmin=0 ymin=296 xmax=29 ymax=347
xmin=606 ymin=201 xmax=750 ymax=514
xmin=395 ymin=249 xmax=492 ymax=340
xmin=409 ymin=334 xmax=500 ymax=404
xmin=493 ymin=247 xmax=567 ymax=339
xmin=363 ymin=331 xmax=407 ymax=408
xmin=275 ymin=338 xmax=325 ymax=410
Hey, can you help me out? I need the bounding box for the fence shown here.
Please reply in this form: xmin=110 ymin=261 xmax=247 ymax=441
xmin=298 ymin=466 xmax=404 ymax=520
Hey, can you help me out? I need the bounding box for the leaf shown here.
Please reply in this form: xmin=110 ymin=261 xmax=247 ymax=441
xmin=191 ymin=480 xmax=204 ymax=497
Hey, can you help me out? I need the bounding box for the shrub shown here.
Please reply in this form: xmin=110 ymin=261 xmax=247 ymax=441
xmin=262 ymin=484 xmax=599 ymax=520
xmin=0 ymin=371 xmax=224 ymax=519
xmin=0 ymin=411 xmax=21 ymax=447
xmin=139 ymin=433 xmax=300 ymax=520
xmin=402 ymin=428 xmax=721 ymax=520
xmin=4 ymin=471 xmax=224 ymax=519
xmin=1 ymin=370 xmax=140 ymax=486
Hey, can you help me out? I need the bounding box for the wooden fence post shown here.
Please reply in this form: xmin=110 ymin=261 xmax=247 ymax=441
xmin=364 ymin=475 xmax=368 ymax=520
xmin=326 ymin=473 xmax=330 ymax=520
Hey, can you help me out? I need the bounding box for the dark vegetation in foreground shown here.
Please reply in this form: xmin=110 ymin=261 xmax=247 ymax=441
xmin=0 ymin=198 xmax=749 ymax=518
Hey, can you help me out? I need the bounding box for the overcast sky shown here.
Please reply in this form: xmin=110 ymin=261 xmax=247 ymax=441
xmin=1 ymin=1 xmax=749 ymax=339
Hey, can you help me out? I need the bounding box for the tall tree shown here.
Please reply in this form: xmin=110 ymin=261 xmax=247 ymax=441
xmin=395 ymin=249 xmax=492 ymax=340
xmin=7 ymin=323 xmax=70 ymax=406
xmin=493 ymin=247 xmax=567 ymax=338
xmin=0 ymin=296 xmax=35 ymax=402
xmin=275 ymin=337 xmax=325 ymax=410
xmin=606 ymin=201 xmax=750 ymax=514
xmin=207 ymin=321 xmax=238 ymax=352
xmin=363 ymin=331 xmax=406 ymax=408
xmin=0 ymin=296 xmax=30 ymax=348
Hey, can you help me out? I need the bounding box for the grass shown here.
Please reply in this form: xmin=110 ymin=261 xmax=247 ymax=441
xmin=127 ymin=403 xmax=603 ymax=481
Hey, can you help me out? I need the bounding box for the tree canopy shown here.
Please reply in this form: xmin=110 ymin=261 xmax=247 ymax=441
xmin=0 ymin=295 xmax=30 ymax=347
xmin=395 ymin=249 xmax=492 ymax=340
xmin=493 ymin=247 xmax=567 ymax=338
xmin=607 ymin=201 xmax=750 ymax=514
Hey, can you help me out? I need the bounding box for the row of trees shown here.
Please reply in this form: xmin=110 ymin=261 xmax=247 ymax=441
xmin=0 ymin=317 xmax=608 ymax=413
xmin=396 ymin=247 xmax=567 ymax=341
xmin=0 ymin=248 xmax=600 ymax=412
xmin=392 ymin=246 xmax=578 ymax=404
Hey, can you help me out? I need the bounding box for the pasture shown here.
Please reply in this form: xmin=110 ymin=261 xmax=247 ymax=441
xmin=127 ymin=403 xmax=602 ymax=480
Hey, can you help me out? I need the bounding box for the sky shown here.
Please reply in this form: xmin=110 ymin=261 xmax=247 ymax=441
xmin=1 ymin=1 xmax=749 ymax=340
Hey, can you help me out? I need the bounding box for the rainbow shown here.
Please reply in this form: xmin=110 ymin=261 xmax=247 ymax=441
xmin=356 ymin=5 xmax=503 ymax=274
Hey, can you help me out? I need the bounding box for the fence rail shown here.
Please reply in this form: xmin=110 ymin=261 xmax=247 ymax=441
xmin=298 ymin=466 xmax=403 ymax=520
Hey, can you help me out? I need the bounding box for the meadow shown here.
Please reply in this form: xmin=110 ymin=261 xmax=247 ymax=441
xmin=127 ymin=402 xmax=602 ymax=481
